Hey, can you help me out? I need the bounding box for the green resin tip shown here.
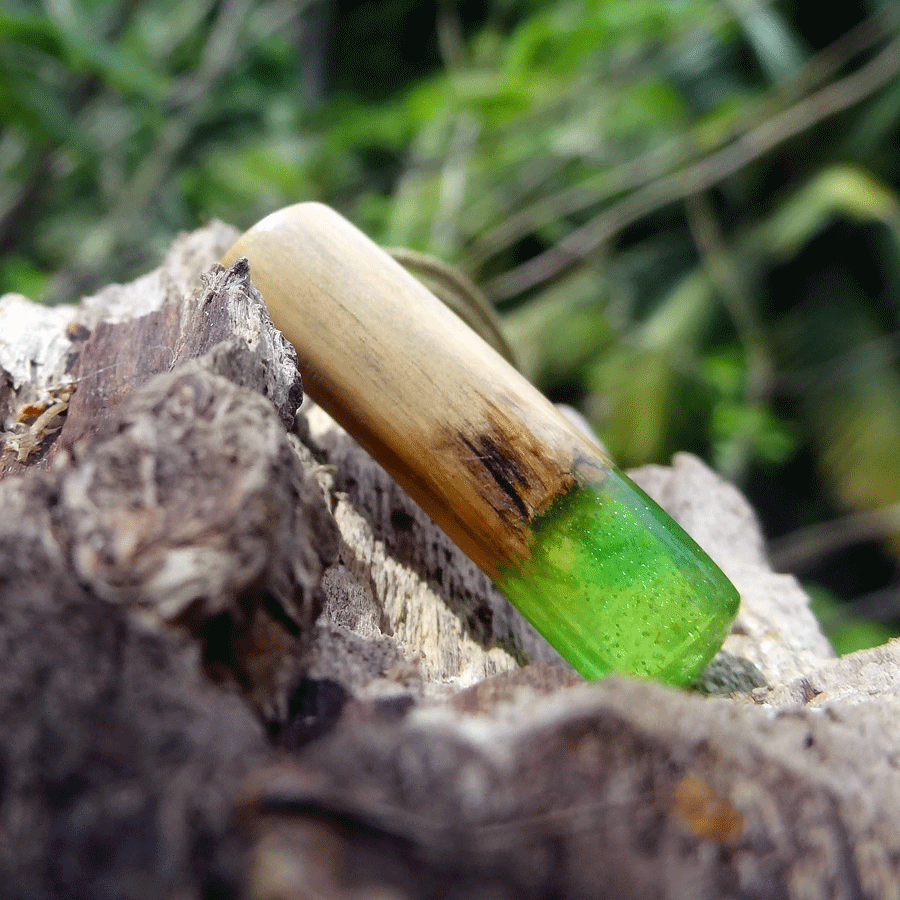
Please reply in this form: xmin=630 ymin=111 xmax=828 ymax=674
xmin=496 ymin=468 xmax=740 ymax=686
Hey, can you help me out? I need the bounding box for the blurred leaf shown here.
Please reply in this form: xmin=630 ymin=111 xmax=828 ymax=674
xmin=181 ymin=137 xmax=317 ymax=225
xmin=0 ymin=68 xmax=80 ymax=148
xmin=584 ymin=268 xmax=718 ymax=464
xmin=755 ymin=165 xmax=900 ymax=260
xmin=0 ymin=6 xmax=61 ymax=46
xmin=503 ymin=269 xmax=612 ymax=385
xmin=808 ymin=585 xmax=896 ymax=654
xmin=829 ymin=621 xmax=897 ymax=655
xmin=711 ymin=398 xmax=796 ymax=470
xmin=840 ymin=72 xmax=900 ymax=159
xmin=0 ymin=5 xmax=166 ymax=101
xmin=49 ymin=16 xmax=168 ymax=101
xmin=817 ymin=377 xmax=900 ymax=516
xmin=587 ymin=347 xmax=678 ymax=464
xmin=726 ymin=0 xmax=807 ymax=83
xmin=0 ymin=254 xmax=47 ymax=298
xmin=780 ymin=291 xmax=900 ymax=523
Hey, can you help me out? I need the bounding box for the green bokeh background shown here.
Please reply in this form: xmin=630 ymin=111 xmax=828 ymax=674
xmin=2 ymin=0 xmax=899 ymax=653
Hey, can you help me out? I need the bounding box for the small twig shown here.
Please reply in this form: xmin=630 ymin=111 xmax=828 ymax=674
xmin=470 ymin=10 xmax=897 ymax=271
xmin=683 ymin=192 xmax=774 ymax=481
xmin=818 ymin=583 xmax=900 ymax=627
xmin=431 ymin=112 xmax=481 ymax=257
xmin=435 ymin=0 xmax=467 ymax=72
xmin=684 ymin=192 xmax=772 ymax=397
xmin=82 ymin=0 xmax=305 ymax=266
xmin=777 ymin=330 xmax=900 ymax=395
xmin=484 ymin=33 xmax=900 ymax=301
xmin=768 ymin=502 xmax=900 ymax=573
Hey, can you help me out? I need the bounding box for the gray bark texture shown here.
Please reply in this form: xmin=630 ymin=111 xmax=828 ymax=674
xmin=0 ymin=223 xmax=896 ymax=900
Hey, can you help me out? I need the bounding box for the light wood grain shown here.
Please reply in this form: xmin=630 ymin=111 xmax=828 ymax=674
xmin=222 ymin=203 xmax=609 ymax=578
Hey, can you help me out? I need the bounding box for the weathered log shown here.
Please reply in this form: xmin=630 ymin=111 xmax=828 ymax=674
xmin=0 ymin=220 xmax=896 ymax=900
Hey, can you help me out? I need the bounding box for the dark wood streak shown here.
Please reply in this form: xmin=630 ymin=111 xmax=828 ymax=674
xmin=459 ymin=433 xmax=530 ymax=522
xmin=441 ymin=395 xmax=580 ymax=572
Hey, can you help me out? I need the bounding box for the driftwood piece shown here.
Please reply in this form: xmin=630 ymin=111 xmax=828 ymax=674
xmin=0 ymin=222 xmax=898 ymax=899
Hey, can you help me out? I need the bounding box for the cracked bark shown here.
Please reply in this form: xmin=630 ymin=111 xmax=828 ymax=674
xmin=0 ymin=222 xmax=896 ymax=900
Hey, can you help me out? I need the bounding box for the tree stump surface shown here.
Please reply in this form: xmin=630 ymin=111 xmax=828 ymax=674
xmin=0 ymin=223 xmax=897 ymax=899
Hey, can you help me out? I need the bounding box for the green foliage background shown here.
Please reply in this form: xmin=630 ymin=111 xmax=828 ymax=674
xmin=2 ymin=0 xmax=900 ymax=653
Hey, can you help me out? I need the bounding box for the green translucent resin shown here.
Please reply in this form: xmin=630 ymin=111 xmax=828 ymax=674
xmin=496 ymin=468 xmax=739 ymax=685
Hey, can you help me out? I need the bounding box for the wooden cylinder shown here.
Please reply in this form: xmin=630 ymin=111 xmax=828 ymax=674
xmin=221 ymin=202 xmax=608 ymax=580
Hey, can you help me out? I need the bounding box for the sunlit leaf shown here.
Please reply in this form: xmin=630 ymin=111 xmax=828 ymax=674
xmin=755 ymin=165 xmax=900 ymax=259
